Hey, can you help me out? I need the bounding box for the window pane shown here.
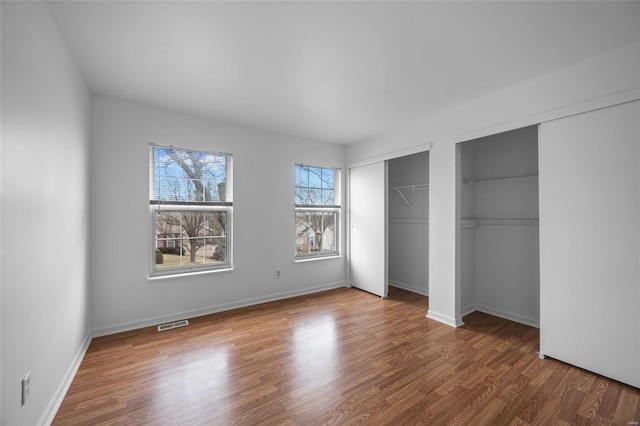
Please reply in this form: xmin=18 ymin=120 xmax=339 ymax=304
xmin=296 ymin=211 xmax=312 ymax=254
xmin=295 ymin=164 xmax=309 ymax=187
xmin=321 ymin=189 xmax=334 ymax=205
xmin=205 ymin=236 xmax=227 ymax=262
xmin=152 ymin=146 xmax=229 ymax=203
xmin=154 ymin=209 xmax=228 ymax=270
xmin=320 ymin=212 xmax=337 ymax=253
xmin=294 ymin=164 xmax=338 ymax=207
xmin=308 ymin=187 xmax=322 ymax=206
xmin=308 ymin=166 xmax=322 ymax=189
xmin=321 ymin=168 xmax=335 ymax=190
xmin=295 ymin=210 xmax=337 ymax=256
xmin=295 ymin=187 xmax=309 ymax=205
xmin=203 ymin=211 xmax=227 ymax=263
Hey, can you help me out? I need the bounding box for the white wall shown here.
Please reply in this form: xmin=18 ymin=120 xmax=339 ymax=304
xmin=90 ymin=96 xmax=346 ymax=335
xmin=347 ymin=41 xmax=640 ymax=327
xmin=460 ymin=145 xmax=476 ymax=314
xmin=387 ymin=151 xmax=429 ymax=295
xmin=1 ymin=2 xmax=91 ymax=425
xmin=0 ymin=2 xmax=3 ymax=419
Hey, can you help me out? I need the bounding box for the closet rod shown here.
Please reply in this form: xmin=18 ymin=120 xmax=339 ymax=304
xmin=463 ymin=171 xmax=538 ymax=184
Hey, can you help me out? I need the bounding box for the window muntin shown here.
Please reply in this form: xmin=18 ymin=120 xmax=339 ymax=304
xmin=150 ymin=145 xmax=232 ymax=275
xmin=295 ymin=164 xmax=340 ymax=259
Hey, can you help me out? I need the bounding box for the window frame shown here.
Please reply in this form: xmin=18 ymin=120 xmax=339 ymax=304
xmin=294 ymin=164 xmax=341 ymax=260
xmin=149 ymin=144 xmax=233 ymax=277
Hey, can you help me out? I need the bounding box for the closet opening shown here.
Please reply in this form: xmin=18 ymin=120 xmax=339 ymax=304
xmin=387 ymin=150 xmax=430 ymax=298
xmin=458 ymin=125 xmax=539 ymax=327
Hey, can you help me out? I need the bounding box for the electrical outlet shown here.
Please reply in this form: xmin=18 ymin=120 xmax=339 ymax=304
xmin=275 ymin=270 xmax=281 ymax=278
xmin=22 ymin=372 xmax=31 ymax=405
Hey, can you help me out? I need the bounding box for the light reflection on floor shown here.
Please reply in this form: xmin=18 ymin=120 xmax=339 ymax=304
xmin=156 ymin=346 xmax=230 ymax=422
xmin=291 ymin=314 xmax=339 ymax=396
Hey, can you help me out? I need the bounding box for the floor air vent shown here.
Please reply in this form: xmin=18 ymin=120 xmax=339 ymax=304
xmin=157 ymin=319 xmax=189 ymax=332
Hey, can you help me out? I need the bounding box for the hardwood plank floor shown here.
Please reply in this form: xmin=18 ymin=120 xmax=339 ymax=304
xmin=54 ymin=287 xmax=640 ymax=425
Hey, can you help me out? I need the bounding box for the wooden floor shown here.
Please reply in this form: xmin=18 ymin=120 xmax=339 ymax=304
xmin=54 ymin=287 xmax=640 ymax=425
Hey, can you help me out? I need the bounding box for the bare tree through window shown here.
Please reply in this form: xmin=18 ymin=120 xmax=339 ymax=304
xmin=295 ymin=164 xmax=339 ymax=257
xmin=150 ymin=145 xmax=232 ymax=273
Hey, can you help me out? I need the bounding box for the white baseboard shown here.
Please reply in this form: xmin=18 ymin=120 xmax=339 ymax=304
xmin=470 ymin=304 xmax=540 ymax=328
xmin=39 ymin=332 xmax=92 ymax=426
xmin=461 ymin=304 xmax=477 ymax=317
xmin=92 ymin=281 xmax=347 ymax=337
xmin=388 ymin=281 xmax=428 ymax=296
xmin=426 ymin=310 xmax=464 ymax=327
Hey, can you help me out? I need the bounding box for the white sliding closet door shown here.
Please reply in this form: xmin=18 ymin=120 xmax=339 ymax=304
xmin=349 ymin=162 xmax=388 ymax=298
xmin=539 ymin=100 xmax=640 ymax=388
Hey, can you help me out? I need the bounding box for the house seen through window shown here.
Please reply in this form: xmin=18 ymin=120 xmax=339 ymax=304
xmin=295 ymin=164 xmax=340 ymax=258
xmin=149 ymin=144 xmax=232 ymax=275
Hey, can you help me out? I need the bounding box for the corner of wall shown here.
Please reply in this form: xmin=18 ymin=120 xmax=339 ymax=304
xmin=37 ymin=333 xmax=92 ymax=426
xmin=426 ymin=310 xmax=464 ymax=328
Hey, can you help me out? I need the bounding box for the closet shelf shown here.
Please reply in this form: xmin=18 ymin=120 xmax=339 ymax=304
xmin=463 ymin=171 xmax=538 ymax=184
xmin=461 ymin=217 xmax=539 ymax=228
xmin=389 ymin=183 xmax=429 ymax=209
xmin=389 ymin=217 xmax=428 ymax=225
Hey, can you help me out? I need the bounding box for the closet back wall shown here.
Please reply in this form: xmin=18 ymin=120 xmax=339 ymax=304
xmin=388 ymin=152 xmax=429 ymax=295
xmin=460 ymin=127 xmax=540 ymax=327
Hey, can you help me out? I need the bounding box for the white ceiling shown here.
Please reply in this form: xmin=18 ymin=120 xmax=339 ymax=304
xmin=46 ymin=1 xmax=640 ymax=144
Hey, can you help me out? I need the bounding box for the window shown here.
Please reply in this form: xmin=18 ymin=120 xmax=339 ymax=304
xmin=295 ymin=164 xmax=340 ymax=258
xmin=149 ymin=144 xmax=232 ymax=276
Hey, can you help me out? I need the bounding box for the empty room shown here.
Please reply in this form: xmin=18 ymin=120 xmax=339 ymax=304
xmin=2 ymin=1 xmax=640 ymax=425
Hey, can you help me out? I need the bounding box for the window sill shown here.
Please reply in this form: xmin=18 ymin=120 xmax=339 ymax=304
xmin=149 ymin=267 xmax=234 ymax=281
xmin=294 ymin=255 xmax=342 ymax=264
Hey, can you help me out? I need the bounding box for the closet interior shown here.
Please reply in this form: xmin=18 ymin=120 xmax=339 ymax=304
xmin=388 ymin=151 xmax=429 ymax=296
xmin=459 ymin=126 xmax=539 ymax=327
